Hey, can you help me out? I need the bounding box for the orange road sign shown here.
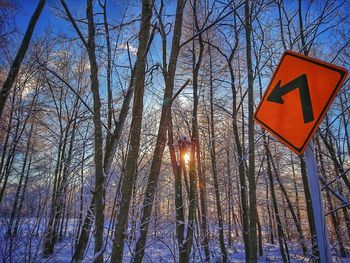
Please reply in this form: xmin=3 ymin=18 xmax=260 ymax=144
xmin=254 ymin=50 xmax=348 ymax=155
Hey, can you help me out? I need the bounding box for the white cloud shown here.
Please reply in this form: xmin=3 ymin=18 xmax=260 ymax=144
xmin=117 ymin=43 xmax=138 ymax=55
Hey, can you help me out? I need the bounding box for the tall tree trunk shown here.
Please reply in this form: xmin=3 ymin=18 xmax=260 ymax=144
xmin=197 ymin=139 xmax=210 ymax=262
xmin=13 ymin=146 xmax=34 ymax=237
xmin=57 ymin=1 xmax=136 ymax=259
xmin=182 ymin=130 xmax=197 ymax=263
xmin=72 ymin=49 xmax=136 ymax=263
xmin=228 ymin=45 xmax=249 ymax=263
xmin=0 ymin=0 xmax=46 ymax=117
xmin=245 ymin=0 xmax=257 ymax=261
xmin=297 ymin=2 xmax=319 ymax=259
xmin=208 ymin=45 xmax=227 ymax=262
xmin=291 ymin=156 xmax=302 ymax=225
xmin=70 ymin=3 xmax=153 ymax=261
xmin=0 ymin=88 xmax=16 ymax=184
xmin=0 ymin=93 xmax=33 ymax=205
xmin=167 ymin=115 xmax=185 ymax=262
xmin=257 ymin=211 xmax=263 ymax=257
xmin=177 ymin=2 xmax=204 ymax=261
xmin=110 ymin=1 xmax=153 ymax=261
xmin=339 ymin=93 xmax=350 ymax=157
xmin=86 ymin=1 xmax=105 ymax=261
xmin=265 ymin=175 xmax=274 ymax=244
xmin=43 ymin=126 xmax=65 ymax=256
xmin=58 ymin=115 xmax=78 ymax=242
xmin=226 ymin=148 xmax=233 ymax=247
xmin=266 ymin=146 xmax=307 ymax=255
xmin=8 ymin=121 xmax=34 ymax=236
xmin=264 ymin=137 xmax=289 ymax=262
xmin=132 ymin=1 xmax=185 ymax=262
xmin=101 ymin=0 xmax=112 ymax=143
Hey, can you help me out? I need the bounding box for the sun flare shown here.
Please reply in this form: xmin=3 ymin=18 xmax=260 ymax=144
xmin=183 ymin=152 xmax=190 ymax=164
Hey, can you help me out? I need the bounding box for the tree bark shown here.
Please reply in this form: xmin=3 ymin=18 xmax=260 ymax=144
xmin=110 ymin=1 xmax=153 ymax=261
xmin=0 ymin=0 xmax=46 ymax=117
xmin=167 ymin=115 xmax=185 ymax=262
xmin=245 ymin=0 xmax=257 ymax=261
xmin=264 ymin=137 xmax=289 ymax=263
xmin=208 ymin=45 xmax=227 ymax=262
xmin=132 ymin=1 xmax=185 ymax=262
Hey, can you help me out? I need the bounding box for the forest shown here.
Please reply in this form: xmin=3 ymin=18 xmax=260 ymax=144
xmin=0 ymin=0 xmax=350 ymax=262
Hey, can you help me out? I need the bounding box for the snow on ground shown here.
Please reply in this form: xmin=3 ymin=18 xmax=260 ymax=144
xmin=2 ymin=219 xmax=350 ymax=262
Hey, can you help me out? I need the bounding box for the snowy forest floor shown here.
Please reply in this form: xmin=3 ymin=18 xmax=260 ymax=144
xmin=1 ymin=219 xmax=350 ymax=262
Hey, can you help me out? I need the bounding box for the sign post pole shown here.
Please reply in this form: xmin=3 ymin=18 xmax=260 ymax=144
xmin=253 ymin=50 xmax=347 ymax=262
xmin=304 ymin=139 xmax=332 ymax=263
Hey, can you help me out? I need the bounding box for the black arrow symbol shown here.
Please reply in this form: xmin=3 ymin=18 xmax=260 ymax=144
xmin=267 ymin=74 xmax=314 ymax=123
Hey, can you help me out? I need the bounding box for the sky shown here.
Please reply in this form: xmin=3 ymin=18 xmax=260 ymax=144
xmin=7 ymin=0 xmax=350 ymax=154
xmin=15 ymin=0 xmax=65 ymax=35
xmin=11 ymin=0 xmax=173 ymax=108
xmin=11 ymin=0 xmax=349 ymax=102
xmin=14 ymin=0 xmax=137 ymax=38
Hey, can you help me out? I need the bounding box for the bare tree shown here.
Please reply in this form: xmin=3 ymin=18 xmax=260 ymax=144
xmin=110 ymin=1 xmax=154 ymax=261
xmin=132 ymin=1 xmax=185 ymax=262
xmin=0 ymin=0 xmax=46 ymax=117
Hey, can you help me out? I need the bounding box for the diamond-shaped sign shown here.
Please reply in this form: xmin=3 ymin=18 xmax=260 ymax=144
xmin=254 ymin=50 xmax=348 ymax=155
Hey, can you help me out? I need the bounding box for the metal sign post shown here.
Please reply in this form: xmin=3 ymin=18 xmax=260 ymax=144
xmin=253 ymin=50 xmax=347 ymax=262
xmin=304 ymin=139 xmax=332 ymax=263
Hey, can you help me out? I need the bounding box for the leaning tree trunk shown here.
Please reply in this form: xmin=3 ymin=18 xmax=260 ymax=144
xmin=70 ymin=18 xmax=146 ymax=263
xmin=269 ymin=149 xmax=307 ymax=255
xmin=0 ymin=0 xmax=46 ymax=117
xmin=264 ymin=136 xmax=289 ymax=263
xmin=132 ymin=1 xmax=185 ymax=262
xmin=8 ymin=121 xmax=34 ymax=237
xmin=0 ymin=87 xmax=36 ymax=205
xmin=110 ymin=1 xmax=153 ymax=262
xmin=72 ymin=56 xmax=135 ymax=263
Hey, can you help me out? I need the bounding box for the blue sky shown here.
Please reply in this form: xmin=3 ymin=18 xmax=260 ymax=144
xmin=14 ymin=0 xmax=136 ymax=37
xmin=16 ymin=0 xmax=64 ymax=35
